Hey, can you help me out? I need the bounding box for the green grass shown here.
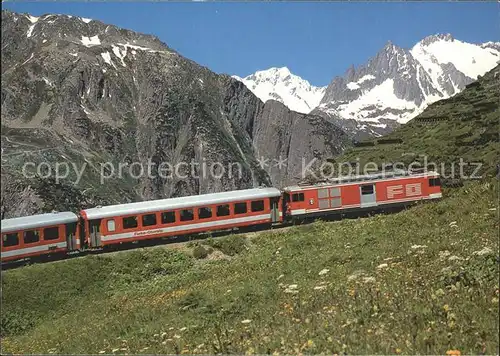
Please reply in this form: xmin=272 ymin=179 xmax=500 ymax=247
xmin=2 ymin=181 xmax=498 ymax=354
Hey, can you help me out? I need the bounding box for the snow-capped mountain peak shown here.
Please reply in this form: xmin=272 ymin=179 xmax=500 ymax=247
xmin=312 ymin=34 xmax=500 ymax=139
xmin=232 ymin=67 xmax=325 ymax=114
xmin=411 ymin=34 xmax=499 ymax=81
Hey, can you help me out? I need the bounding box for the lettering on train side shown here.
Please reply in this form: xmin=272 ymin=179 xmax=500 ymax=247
xmin=387 ymin=183 xmax=422 ymax=199
xmin=133 ymin=229 xmax=164 ymax=237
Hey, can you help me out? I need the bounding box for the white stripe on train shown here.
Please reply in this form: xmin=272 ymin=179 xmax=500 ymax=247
xmin=1 ymin=242 xmax=67 ymax=258
xmin=290 ymin=194 xmax=442 ymax=215
xmin=100 ymin=213 xmax=272 ymax=242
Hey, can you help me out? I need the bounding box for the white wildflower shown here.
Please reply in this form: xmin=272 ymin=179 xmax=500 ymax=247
xmin=473 ymin=247 xmax=493 ymax=256
xmin=284 ymin=284 xmax=299 ymax=294
xmin=318 ymin=268 xmax=329 ymax=276
xmin=362 ymin=276 xmax=376 ymax=283
xmin=410 ymin=244 xmax=428 ymax=250
xmin=347 ymin=274 xmax=357 ymax=281
xmin=439 ymin=250 xmax=451 ymax=260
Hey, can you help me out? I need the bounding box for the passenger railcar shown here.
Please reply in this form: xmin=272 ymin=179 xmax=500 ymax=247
xmin=80 ymin=188 xmax=283 ymax=248
xmin=0 ymin=212 xmax=80 ymax=262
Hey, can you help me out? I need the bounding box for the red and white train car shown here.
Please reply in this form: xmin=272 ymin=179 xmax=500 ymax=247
xmin=1 ymin=212 xmax=80 ymax=262
xmin=80 ymin=187 xmax=283 ymax=248
xmin=284 ymin=170 xmax=442 ymax=218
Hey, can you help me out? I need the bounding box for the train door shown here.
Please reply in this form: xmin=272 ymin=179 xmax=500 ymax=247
xmin=360 ymin=184 xmax=377 ymax=208
xmin=283 ymin=193 xmax=290 ymax=219
xmin=89 ymin=219 xmax=102 ymax=247
xmin=65 ymin=222 xmax=78 ymax=251
xmin=270 ymin=197 xmax=280 ymax=223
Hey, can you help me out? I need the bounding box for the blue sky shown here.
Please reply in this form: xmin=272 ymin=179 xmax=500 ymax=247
xmin=3 ymin=1 xmax=499 ymax=86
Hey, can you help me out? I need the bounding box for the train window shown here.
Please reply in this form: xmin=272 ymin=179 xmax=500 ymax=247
xmin=107 ymin=219 xmax=116 ymax=232
xmin=123 ymin=216 xmax=138 ymax=229
xmin=234 ymin=202 xmax=247 ymax=214
xmin=330 ymin=187 xmax=341 ymax=197
xmin=251 ymin=200 xmax=265 ymax=212
xmin=2 ymin=233 xmax=19 ymax=247
xmin=198 ymin=207 xmax=212 ymax=219
xmin=216 ymin=204 xmax=230 ymax=217
xmin=292 ymin=193 xmax=305 ymax=202
xmin=142 ymin=214 xmax=157 ymax=227
xmin=161 ymin=211 xmax=176 ymax=224
xmin=180 ymin=209 xmax=194 ymax=221
xmin=24 ymin=230 xmax=40 ymax=244
xmin=318 ymin=189 xmax=329 ymax=199
xmin=429 ymin=178 xmax=441 ymax=187
xmin=361 ymin=185 xmax=374 ymax=195
xmin=43 ymin=227 xmax=59 ymax=240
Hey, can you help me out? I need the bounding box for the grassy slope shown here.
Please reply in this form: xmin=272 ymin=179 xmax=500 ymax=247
xmin=2 ymin=68 xmax=499 ymax=355
xmin=1 ymin=182 xmax=498 ymax=354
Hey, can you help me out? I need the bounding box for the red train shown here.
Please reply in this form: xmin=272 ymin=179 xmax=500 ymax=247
xmin=1 ymin=170 xmax=442 ymax=263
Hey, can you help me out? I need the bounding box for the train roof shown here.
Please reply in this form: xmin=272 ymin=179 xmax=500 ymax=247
xmin=1 ymin=212 xmax=79 ymax=233
xmin=82 ymin=187 xmax=282 ymax=220
xmin=285 ymin=170 xmax=440 ymax=191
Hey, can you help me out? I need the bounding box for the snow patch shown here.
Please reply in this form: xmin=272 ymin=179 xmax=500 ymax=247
xmin=81 ymin=17 xmax=92 ymax=23
xmin=357 ymin=74 xmax=376 ymax=83
xmin=346 ymin=82 xmax=360 ymax=90
xmin=81 ymin=35 xmax=101 ymax=47
xmin=100 ymin=52 xmax=116 ymax=69
xmin=337 ymin=79 xmax=417 ymax=124
xmin=112 ymin=45 xmax=127 ymax=66
xmin=27 ymin=24 xmax=36 ymax=38
xmin=117 ymin=42 xmax=161 ymax=53
xmin=42 ymin=77 xmax=53 ymax=86
xmin=21 ymin=53 xmax=34 ymax=66
xmin=26 ymin=15 xmax=39 ymax=23
xmin=80 ymin=104 xmax=91 ymax=117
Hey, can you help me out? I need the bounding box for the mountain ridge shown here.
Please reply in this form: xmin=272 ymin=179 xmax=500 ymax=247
xmin=236 ymin=34 xmax=499 ymax=139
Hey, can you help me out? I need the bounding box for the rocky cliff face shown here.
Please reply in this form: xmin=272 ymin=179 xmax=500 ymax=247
xmin=1 ymin=10 xmax=349 ymax=218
